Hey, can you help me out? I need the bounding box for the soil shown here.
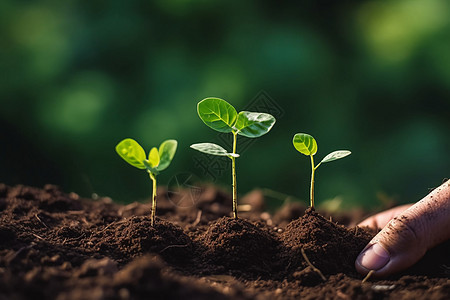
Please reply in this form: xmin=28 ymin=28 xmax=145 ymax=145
xmin=0 ymin=183 xmax=449 ymax=299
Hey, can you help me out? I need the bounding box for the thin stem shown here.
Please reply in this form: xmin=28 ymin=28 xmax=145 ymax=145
xmin=362 ymin=270 xmax=375 ymax=283
xmin=301 ymin=248 xmax=326 ymax=281
xmin=232 ymin=132 xmax=238 ymax=219
xmin=310 ymin=155 xmax=315 ymax=209
xmin=149 ymin=172 xmax=157 ymax=226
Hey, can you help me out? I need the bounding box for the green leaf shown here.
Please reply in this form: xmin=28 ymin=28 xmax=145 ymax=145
xmin=190 ymin=143 xmax=239 ymax=158
xmin=235 ymin=111 xmax=276 ymax=138
xmin=147 ymin=147 xmax=160 ymax=168
xmin=293 ymin=133 xmax=318 ymax=156
xmin=320 ymin=150 xmax=351 ymax=164
xmin=156 ymin=139 xmax=178 ymax=171
xmin=197 ymin=98 xmax=237 ymax=133
xmin=115 ymin=138 xmax=146 ymax=169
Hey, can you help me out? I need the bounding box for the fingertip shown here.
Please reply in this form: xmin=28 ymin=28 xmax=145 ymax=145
xmin=355 ymin=243 xmax=390 ymax=275
xmin=357 ymin=204 xmax=413 ymax=230
xmin=357 ymin=218 xmax=377 ymax=229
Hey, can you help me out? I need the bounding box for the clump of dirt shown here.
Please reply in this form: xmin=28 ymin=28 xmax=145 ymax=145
xmin=106 ymin=216 xmax=193 ymax=264
xmin=200 ymin=216 xmax=279 ymax=276
xmin=282 ymin=207 xmax=374 ymax=276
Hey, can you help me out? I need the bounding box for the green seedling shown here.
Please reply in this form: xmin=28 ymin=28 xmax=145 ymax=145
xmin=190 ymin=97 xmax=276 ymax=219
xmin=293 ymin=133 xmax=351 ymax=209
xmin=115 ymin=138 xmax=177 ymax=226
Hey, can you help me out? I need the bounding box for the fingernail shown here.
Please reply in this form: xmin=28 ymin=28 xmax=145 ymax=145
xmin=357 ymin=243 xmax=390 ymax=270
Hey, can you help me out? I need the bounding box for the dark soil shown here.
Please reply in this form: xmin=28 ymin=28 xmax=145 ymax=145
xmin=0 ymin=183 xmax=449 ymax=299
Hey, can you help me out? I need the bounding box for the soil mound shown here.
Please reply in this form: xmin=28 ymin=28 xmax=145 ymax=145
xmin=201 ymin=216 xmax=279 ymax=276
xmin=282 ymin=208 xmax=372 ymax=275
xmin=107 ymin=216 xmax=193 ymax=264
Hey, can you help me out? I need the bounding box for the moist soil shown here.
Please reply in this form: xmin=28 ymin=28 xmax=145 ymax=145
xmin=0 ymin=183 xmax=449 ymax=299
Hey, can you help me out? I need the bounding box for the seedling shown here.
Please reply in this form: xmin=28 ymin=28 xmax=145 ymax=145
xmin=190 ymin=97 xmax=276 ymax=219
xmin=115 ymin=138 xmax=177 ymax=226
xmin=293 ymin=133 xmax=351 ymax=209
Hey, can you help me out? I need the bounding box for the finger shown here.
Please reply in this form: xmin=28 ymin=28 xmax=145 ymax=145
xmin=358 ymin=204 xmax=413 ymax=230
xmin=355 ymin=180 xmax=450 ymax=277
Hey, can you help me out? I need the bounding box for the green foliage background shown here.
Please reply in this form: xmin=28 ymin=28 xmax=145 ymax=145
xmin=1 ymin=0 xmax=449 ymax=208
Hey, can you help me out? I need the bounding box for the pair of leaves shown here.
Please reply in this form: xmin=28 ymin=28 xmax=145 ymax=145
xmin=197 ymin=98 xmax=276 ymax=138
xmin=116 ymin=138 xmax=177 ymax=173
xmin=293 ymin=133 xmax=351 ymax=164
xmin=192 ymin=98 xmax=276 ymax=158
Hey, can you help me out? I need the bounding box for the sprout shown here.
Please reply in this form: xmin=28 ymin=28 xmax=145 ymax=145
xmin=293 ymin=133 xmax=351 ymax=209
xmin=191 ymin=97 xmax=276 ymax=218
xmin=115 ymin=138 xmax=177 ymax=226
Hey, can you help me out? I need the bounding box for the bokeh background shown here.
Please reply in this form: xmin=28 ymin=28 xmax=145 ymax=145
xmin=1 ymin=0 xmax=449 ymax=208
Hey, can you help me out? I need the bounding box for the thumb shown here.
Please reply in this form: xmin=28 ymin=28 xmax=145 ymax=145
xmin=355 ymin=179 xmax=450 ymax=277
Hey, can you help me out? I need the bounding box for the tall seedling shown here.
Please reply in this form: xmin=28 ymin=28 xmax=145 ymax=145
xmin=191 ymin=98 xmax=276 ymax=218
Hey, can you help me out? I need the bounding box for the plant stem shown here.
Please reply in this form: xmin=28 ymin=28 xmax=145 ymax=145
xmin=310 ymin=155 xmax=316 ymax=209
xmin=149 ymin=172 xmax=157 ymax=226
xmin=232 ymin=132 xmax=238 ymax=219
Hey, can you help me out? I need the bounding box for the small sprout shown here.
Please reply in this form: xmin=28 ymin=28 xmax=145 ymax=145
xmin=191 ymin=97 xmax=276 ymax=218
xmin=115 ymin=138 xmax=177 ymax=226
xmin=292 ymin=133 xmax=351 ymax=209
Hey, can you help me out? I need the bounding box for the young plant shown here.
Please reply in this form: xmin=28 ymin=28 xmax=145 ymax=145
xmin=190 ymin=97 xmax=276 ymax=219
xmin=293 ymin=133 xmax=351 ymax=209
xmin=115 ymin=138 xmax=177 ymax=226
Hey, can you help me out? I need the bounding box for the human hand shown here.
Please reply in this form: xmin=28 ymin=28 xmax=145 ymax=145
xmin=355 ymin=179 xmax=450 ymax=277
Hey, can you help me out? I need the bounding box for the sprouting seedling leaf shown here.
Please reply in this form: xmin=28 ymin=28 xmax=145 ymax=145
xmin=293 ymin=133 xmax=317 ymax=156
xmin=320 ymin=150 xmax=351 ymax=164
xmin=115 ymin=138 xmax=147 ymax=169
xmin=191 ymin=97 xmax=276 ymax=218
xmin=190 ymin=143 xmax=239 ymax=158
xmin=234 ymin=111 xmax=276 ymax=138
xmin=197 ymin=97 xmax=238 ymax=133
xmin=157 ymin=139 xmax=178 ymax=171
xmin=147 ymin=147 xmax=160 ymax=168
xmin=292 ymin=133 xmax=351 ymax=209
xmin=115 ymin=138 xmax=178 ymax=226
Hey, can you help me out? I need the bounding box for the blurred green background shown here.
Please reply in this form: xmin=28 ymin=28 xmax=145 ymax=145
xmin=1 ymin=0 xmax=449 ymax=208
